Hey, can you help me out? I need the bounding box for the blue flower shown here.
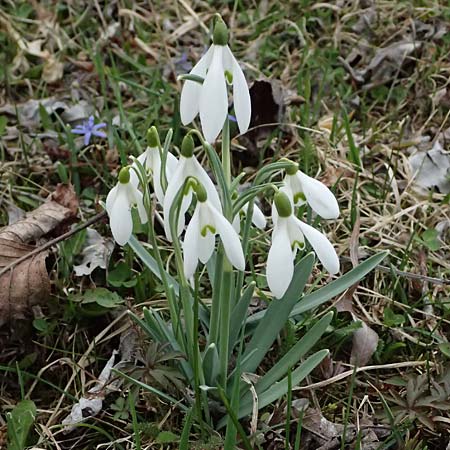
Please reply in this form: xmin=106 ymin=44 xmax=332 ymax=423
xmin=71 ymin=115 xmax=107 ymax=146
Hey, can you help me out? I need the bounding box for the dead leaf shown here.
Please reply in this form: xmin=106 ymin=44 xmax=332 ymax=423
xmin=350 ymin=319 xmax=379 ymax=366
xmin=74 ymin=228 xmax=114 ymax=276
xmin=0 ymin=185 xmax=78 ymax=323
xmin=408 ymin=141 xmax=450 ymax=194
xmin=42 ymin=56 xmax=64 ymax=84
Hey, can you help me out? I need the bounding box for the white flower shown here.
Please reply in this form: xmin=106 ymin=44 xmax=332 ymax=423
xmin=267 ymin=192 xmax=339 ymax=299
xmin=180 ymin=19 xmax=251 ymax=143
xmin=183 ymin=194 xmax=245 ymax=279
xmin=232 ymin=202 xmax=266 ymax=232
xmin=130 ymin=146 xmax=178 ymax=204
xmin=106 ymin=168 xmax=148 ymax=246
xmin=282 ymin=168 xmax=339 ymax=220
xmin=163 ymin=138 xmax=222 ymax=241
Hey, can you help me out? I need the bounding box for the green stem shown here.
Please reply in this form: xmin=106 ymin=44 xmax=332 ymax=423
xmin=219 ymin=265 xmax=233 ymax=387
xmin=221 ymin=117 xmax=232 ymax=218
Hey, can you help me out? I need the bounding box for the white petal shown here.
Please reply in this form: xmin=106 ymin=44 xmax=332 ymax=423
xmin=285 ymin=174 xmax=305 ymax=207
xmin=180 ymin=45 xmax=214 ymax=125
xmin=295 ymin=218 xmax=340 ymax=275
xmin=183 ymin=206 xmax=201 ymax=279
xmin=199 ymin=46 xmax=228 ymax=143
xmin=163 ymin=158 xmax=188 ymax=241
xmin=106 ymin=184 xmax=119 ymax=215
xmin=297 ymin=171 xmax=339 ymax=219
xmin=209 ymin=203 xmax=245 ymax=271
xmin=251 ymin=203 xmax=266 ymax=229
xmin=189 ymin=156 xmax=222 ymax=213
xmin=197 ymin=203 xmax=217 ymax=263
xmin=128 ymin=185 xmax=148 ymax=224
xmin=266 ymin=219 xmax=294 ymax=299
xmin=154 ymin=151 xmax=179 ymax=204
xmin=130 ymin=152 xmax=149 ymax=187
xmin=226 ymin=46 xmax=251 ymax=135
xmin=109 ymin=185 xmax=133 ymax=246
xmin=165 ymin=152 xmax=178 ymax=174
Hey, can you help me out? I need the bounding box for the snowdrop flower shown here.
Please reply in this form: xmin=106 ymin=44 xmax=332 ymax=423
xmin=267 ymin=191 xmax=339 ymax=299
xmin=163 ymin=135 xmax=222 ymax=241
xmin=180 ymin=16 xmax=251 ymax=143
xmin=281 ymin=164 xmax=339 ymax=220
xmin=71 ymin=115 xmax=107 ymax=146
xmin=106 ymin=167 xmax=147 ymax=246
xmin=183 ymin=181 xmax=245 ymax=279
xmin=130 ymin=127 xmax=178 ymax=204
xmin=232 ymin=201 xmax=266 ymax=232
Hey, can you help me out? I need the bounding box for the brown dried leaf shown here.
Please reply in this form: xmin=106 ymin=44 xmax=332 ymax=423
xmin=350 ymin=320 xmax=379 ymax=366
xmin=0 ymin=185 xmax=78 ymax=323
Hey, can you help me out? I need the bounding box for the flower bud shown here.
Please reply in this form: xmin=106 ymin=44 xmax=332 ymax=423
xmin=146 ymin=126 xmax=160 ymax=148
xmin=285 ymin=162 xmax=298 ymax=176
xmin=274 ymin=191 xmax=292 ymax=218
xmin=181 ymin=134 xmax=195 ymax=157
xmin=194 ymin=180 xmax=208 ymax=203
xmin=118 ymin=167 xmax=130 ymax=184
xmin=213 ymin=16 xmax=229 ymax=46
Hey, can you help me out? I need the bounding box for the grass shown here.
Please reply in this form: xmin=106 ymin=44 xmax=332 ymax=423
xmin=1 ymin=0 xmax=450 ymax=448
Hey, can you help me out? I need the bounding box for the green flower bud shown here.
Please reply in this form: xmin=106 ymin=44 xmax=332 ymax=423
xmin=194 ymin=180 xmax=208 ymax=203
xmin=274 ymin=191 xmax=292 ymax=217
xmin=181 ymin=134 xmax=195 ymax=157
xmin=213 ymin=16 xmax=229 ymax=46
xmin=146 ymin=126 xmax=160 ymax=148
xmin=118 ymin=167 xmax=130 ymax=184
xmin=285 ymin=162 xmax=298 ymax=176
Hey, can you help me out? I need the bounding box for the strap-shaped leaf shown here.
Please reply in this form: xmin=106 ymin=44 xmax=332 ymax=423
xmin=241 ymin=311 xmax=333 ymax=404
xmin=290 ymin=251 xmax=388 ymax=317
xmin=238 ymin=253 xmax=314 ymax=375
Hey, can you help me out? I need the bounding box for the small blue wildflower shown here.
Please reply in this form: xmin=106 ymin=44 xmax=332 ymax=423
xmin=71 ymin=115 xmax=107 ymax=146
xmin=228 ymin=114 xmax=237 ymax=123
xmin=174 ymin=52 xmax=193 ymax=74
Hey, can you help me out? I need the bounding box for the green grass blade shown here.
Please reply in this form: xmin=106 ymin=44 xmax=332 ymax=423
xmin=7 ymin=400 xmax=36 ymax=450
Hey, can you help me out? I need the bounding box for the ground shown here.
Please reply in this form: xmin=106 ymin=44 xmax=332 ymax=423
xmin=0 ymin=0 xmax=450 ymax=449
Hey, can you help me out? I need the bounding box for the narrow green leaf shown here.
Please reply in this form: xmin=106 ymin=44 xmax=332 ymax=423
xmin=228 ymin=282 xmax=255 ymax=352
xmin=238 ymin=253 xmax=314 ymax=374
xmin=237 ymin=350 xmax=328 ymax=420
xmin=203 ymin=344 xmax=220 ymax=386
xmin=179 ymin=408 xmax=194 ymax=450
xmin=128 ymin=236 xmax=179 ymax=294
xmin=242 ymin=311 xmax=333 ymax=403
xmin=291 ymin=251 xmax=388 ymax=317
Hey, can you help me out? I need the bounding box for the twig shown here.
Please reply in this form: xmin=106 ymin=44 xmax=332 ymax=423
xmin=0 ymin=211 xmax=107 ymax=278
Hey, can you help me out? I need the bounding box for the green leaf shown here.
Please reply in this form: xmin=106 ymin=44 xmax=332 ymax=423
xmin=0 ymin=115 xmax=7 ymax=137
xmin=290 ymin=251 xmax=388 ymax=317
xmin=383 ymin=308 xmax=405 ymax=327
xmin=242 ymin=312 xmax=333 ymax=405
xmin=203 ymin=344 xmax=220 ymax=386
xmin=223 ymin=350 xmax=328 ymax=425
xmin=228 ymin=282 xmax=255 ymax=352
xmin=108 ymin=262 xmax=137 ymax=287
xmin=419 ymin=229 xmax=440 ymax=251
xmin=156 ymin=431 xmax=179 ymax=444
xmin=128 ymin=236 xmax=179 ymax=294
xmin=7 ymin=400 xmax=37 ymax=450
xmin=238 ymin=253 xmax=314 ymax=375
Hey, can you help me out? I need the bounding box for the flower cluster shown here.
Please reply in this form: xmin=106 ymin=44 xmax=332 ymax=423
xmin=105 ymin=16 xmax=340 ymax=299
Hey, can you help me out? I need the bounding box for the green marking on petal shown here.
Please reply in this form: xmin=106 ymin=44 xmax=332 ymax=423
xmin=201 ymin=225 xmax=216 ymax=237
xmin=225 ymin=70 xmax=233 ymax=85
xmin=294 ymin=192 xmax=306 ymax=204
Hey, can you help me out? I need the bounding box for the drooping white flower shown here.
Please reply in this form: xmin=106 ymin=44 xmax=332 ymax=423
xmin=267 ymin=192 xmax=339 ymax=299
xmin=106 ymin=167 xmax=148 ymax=246
xmin=232 ymin=202 xmax=266 ymax=232
xmin=180 ymin=17 xmax=251 ymax=143
xmin=282 ymin=165 xmax=339 ymax=220
xmin=163 ymin=135 xmax=222 ymax=241
xmin=129 ymin=127 xmax=178 ymax=205
xmin=183 ymin=182 xmax=245 ymax=279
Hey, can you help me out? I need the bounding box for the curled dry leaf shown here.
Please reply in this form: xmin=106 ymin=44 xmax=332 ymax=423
xmin=0 ymin=185 xmax=78 ymax=324
xmin=350 ymin=318 xmax=379 ymax=367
